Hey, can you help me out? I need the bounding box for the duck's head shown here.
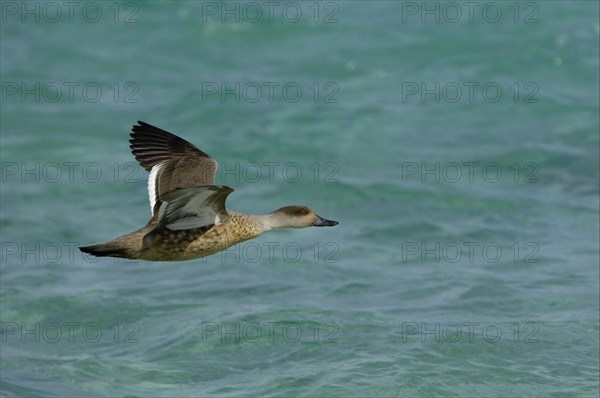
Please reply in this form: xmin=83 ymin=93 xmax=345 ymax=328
xmin=268 ymin=205 xmax=338 ymax=229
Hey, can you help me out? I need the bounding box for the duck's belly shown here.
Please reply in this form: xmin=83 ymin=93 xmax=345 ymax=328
xmin=181 ymin=224 xmax=255 ymax=261
xmin=136 ymin=226 xmax=217 ymax=261
xmin=138 ymin=226 xmax=251 ymax=261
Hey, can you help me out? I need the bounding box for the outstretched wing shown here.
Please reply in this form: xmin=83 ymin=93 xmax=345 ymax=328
xmin=129 ymin=121 xmax=219 ymax=214
xmin=155 ymin=185 xmax=234 ymax=230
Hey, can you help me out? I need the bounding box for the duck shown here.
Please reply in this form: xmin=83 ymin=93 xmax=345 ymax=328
xmin=79 ymin=121 xmax=338 ymax=261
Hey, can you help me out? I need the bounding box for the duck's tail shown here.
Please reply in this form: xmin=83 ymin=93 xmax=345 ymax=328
xmin=79 ymin=243 xmax=131 ymax=259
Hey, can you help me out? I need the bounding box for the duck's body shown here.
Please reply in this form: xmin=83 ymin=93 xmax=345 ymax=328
xmin=80 ymin=122 xmax=338 ymax=261
xmin=89 ymin=211 xmax=268 ymax=261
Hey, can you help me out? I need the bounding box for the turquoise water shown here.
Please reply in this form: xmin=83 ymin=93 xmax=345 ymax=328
xmin=1 ymin=1 xmax=599 ymax=396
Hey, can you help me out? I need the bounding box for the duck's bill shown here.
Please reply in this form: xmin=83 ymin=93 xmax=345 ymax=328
xmin=313 ymin=215 xmax=339 ymax=227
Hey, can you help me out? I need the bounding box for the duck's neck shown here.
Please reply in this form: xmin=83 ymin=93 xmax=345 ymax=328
xmin=256 ymin=211 xmax=289 ymax=231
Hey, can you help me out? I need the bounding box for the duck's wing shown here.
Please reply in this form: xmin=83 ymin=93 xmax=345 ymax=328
xmin=155 ymin=185 xmax=234 ymax=230
xmin=129 ymin=121 xmax=219 ymax=215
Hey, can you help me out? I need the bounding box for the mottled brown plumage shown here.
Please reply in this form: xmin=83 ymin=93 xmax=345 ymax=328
xmin=80 ymin=122 xmax=338 ymax=262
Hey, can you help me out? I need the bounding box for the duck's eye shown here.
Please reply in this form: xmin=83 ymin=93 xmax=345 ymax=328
xmin=296 ymin=209 xmax=309 ymax=216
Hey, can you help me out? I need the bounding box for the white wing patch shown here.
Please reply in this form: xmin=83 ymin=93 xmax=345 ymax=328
xmin=147 ymin=162 xmax=164 ymax=214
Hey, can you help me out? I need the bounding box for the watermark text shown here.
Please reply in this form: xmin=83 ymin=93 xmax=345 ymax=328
xmin=399 ymin=2 xmax=539 ymax=24
xmin=1 ymin=321 xmax=139 ymax=343
xmin=1 ymin=82 xmax=140 ymax=104
xmin=200 ymin=321 xmax=339 ymax=343
xmin=401 ymin=81 xmax=539 ymax=104
xmin=1 ymin=1 xmax=139 ymax=23
xmin=201 ymin=81 xmax=339 ymax=104
xmin=401 ymin=321 xmax=539 ymax=343
xmin=400 ymin=162 xmax=539 ymax=184
xmin=401 ymin=241 xmax=539 ymax=264
xmin=200 ymin=1 xmax=339 ymax=23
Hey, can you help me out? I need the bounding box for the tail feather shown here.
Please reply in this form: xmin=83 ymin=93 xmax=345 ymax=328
xmin=79 ymin=244 xmax=129 ymax=259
